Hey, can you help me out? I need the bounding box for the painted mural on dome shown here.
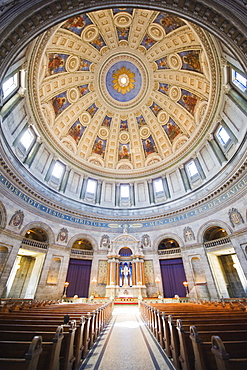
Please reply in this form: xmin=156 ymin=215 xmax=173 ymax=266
xmin=150 ymin=102 xmax=162 ymax=116
xmin=67 ymin=120 xmax=86 ymax=144
xmin=154 ymin=12 xmax=185 ymax=33
xmin=163 ymin=118 xmax=182 ymax=142
xmin=158 ymin=83 xmax=169 ymax=95
xmin=79 ymin=84 xmax=89 ymax=97
xmin=86 ymin=103 xmax=98 ymax=118
xmin=92 ymin=137 xmax=106 ymax=158
xmin=102 ymin=115 xmax=112 ymax=127
xmin=136 ymin=115 xmax=147 ymax=127
xmin=119 ymin=143 xmax=131 ymax=161
xmin=90 ymin=35 xmax=106 ymax=51
xmin=141 ymin=34 xmax=156 ymax=50
xmin=79 ymin=59 xmax=92 ymax=71
xmin=120 ymin=120 xmax=128 ymax=131
xmin=117 ymin=27 xmax=130 ymax=41
xmin=32 ymin=7 xmax=214 ymax=174
xmin=52 ymin=92 xmax=70 ymax=117
xmin=47 ymin=54 xmax=68 ymax=75
xmin=180 ymin=50 xmax=202 ymax=73
xmin=179 ymin=89 xmax=199 ymax=115
xmin=156 ymin=57 xmax=168 ymax=70
xmin=62 ymin=14 xmax=92 ymax=35
xmin=142 ymin=136 xmax=157 ymax=157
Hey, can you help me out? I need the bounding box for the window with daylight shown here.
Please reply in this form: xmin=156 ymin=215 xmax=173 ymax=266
xmin=51 ymin=161 xmax=65 ymax=181
xmin=86 ymin=179 xmax=97 ymax=195
xmin=187 ymin=160 xmax=199 ymax=180
xmin=18 ymin=128 xmax=35 ymax=154
xmin=120 ymin=184 xmax=130 ymax=199
xmin=216 ymin=126 xmax=233 ymax=152
xmin=3 ymin=72 xmax=19 ymax=99
xmin=153 ymin=178 xmax=164 ymax=194
xmin=231 ymin=69 xmax=247 ymax=93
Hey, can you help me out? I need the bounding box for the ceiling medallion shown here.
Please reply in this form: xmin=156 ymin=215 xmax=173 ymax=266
xmin=98 ymin=53 xmax=149 ymax=110
xmin=140 ymin=126 xmax=150 ymax=139
xmin=81 ymin=25 xmax=99 ymax=42
xmin=157 ymin=111 xmax=169 ymax=124
xmin=169 ymin=86 xmax=181 ymax=101
xmin=98 ymin=127 xmax=109 ymax=139
xmin=112 ymin=67 xmax=135 ymax=94
xmin=148 ymin=24 xmax=165 ymax=41
xmin=119 ymin=131 xmax=130 ymax=143
xmin=114 ymin=12 xmax=132 ymax=28
xmin=67 ymin=87 xmax=80 ymax=103
xmin=66 ymin=55 xmax=80 ymax=72
xmin=80 ymin=112 xmax=91 ymax=126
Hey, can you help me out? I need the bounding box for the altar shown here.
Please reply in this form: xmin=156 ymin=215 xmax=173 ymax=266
xmin=105 ymin=232 xmax=147 ymax=299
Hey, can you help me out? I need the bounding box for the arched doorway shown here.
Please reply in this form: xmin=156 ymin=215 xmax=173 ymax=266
xmin=159 ymin=238 xmax=187 ymax=298
xmin=204 ymin=227 xmax=247 ymax=298
xmin=65 ymin=238 xmax=93 ymax=298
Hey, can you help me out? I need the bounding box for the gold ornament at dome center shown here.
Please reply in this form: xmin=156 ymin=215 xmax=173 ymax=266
xmin=112 ymin=67 xmax=135 ymax=94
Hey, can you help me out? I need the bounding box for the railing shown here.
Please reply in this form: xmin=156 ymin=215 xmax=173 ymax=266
xmin=158 ymin=247 xmax=181 ymax=255
xmin=204 ymin=236 xmax=231 ymax=248
xmin=71 ymin=249 xmax=93 ymax=256
xmin=21 ymin=238 xmax=48 ymax=250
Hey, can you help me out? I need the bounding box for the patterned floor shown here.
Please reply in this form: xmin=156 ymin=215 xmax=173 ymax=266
xmin=80 ymin=304 xmax=174 ymax=370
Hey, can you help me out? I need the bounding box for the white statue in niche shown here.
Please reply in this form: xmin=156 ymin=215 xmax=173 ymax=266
xmin=123 ymin=264 xmax=129 ymax=286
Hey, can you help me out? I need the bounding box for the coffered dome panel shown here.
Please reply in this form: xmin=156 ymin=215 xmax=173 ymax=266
xmin=29 ymin=8 xmax=221 ymax=178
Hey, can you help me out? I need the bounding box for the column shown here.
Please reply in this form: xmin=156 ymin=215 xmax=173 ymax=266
xmin=141 ymin=261 xmax=145 ymax=285
xmin=115 ymin=183 xmax=120 ymax=206
xmin=132 ymin=262 xmax=136 ymax=286
xmin=208 ymin=133 xmax=226 ymax=164
xmin=59 ymin=166 xmax=71 ymax=192
xmin=147 ymin=179 xmax=154 ymax=204
xmin=96 ymin=180 xmax=102 ymax=204
xmin=25 ymin=137 xmax=42 ymax=167
xmin=116 ymin=260 xmax=120 ymax=286
xmin=179 ymin=165 xmax=191 ymax=191
xmin=80 ymin=175 xmax=88 ymax=200
xmin=130 ymin=183 xmax=135 ymax=206
xmin=162 ymin=176 xmax=170 ymax=199
xmin=107 ymin=261 xmax=110 ymax=286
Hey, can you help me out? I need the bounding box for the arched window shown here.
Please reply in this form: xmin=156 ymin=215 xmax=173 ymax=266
xmin=72 ymin=238 xmax=93 ymax=250
xmin=203 ymin=227 xmax=228 ymax=242
xmin=25 ymin=228 xmax=48 ymax=242
xmin=158 ymin=238 xmax=179 ymax=250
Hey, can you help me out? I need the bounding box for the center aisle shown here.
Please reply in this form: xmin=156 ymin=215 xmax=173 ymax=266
xmin=80 ymin=304 xmax=175 ymax=370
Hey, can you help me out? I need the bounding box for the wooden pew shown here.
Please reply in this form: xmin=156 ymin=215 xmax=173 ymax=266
xmin=0 ymin=335 xmax=42 ymax=370
xmin=0 ymin=322 xmax=74 ymax=370
xmin=0 ymin=302 xmax=112 ymax=369
xmin=140 ymin=301 xmax=247 ymax=370
xmin=211 ymin=335 xmax=247 ymax=370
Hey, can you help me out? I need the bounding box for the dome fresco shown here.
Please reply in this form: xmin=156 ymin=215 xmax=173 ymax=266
xmin=29 ymin=8 xmax=220 ymax=178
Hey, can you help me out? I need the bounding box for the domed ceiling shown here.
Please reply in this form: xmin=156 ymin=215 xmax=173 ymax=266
xmin=29 ymin=8 xmax=220 ymax=178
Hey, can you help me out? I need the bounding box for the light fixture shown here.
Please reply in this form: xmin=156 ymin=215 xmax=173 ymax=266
xmin=63 ymin=281 xmax=69 ymax=298
xmin=183 ymin=281 xmax=189 ymax=297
